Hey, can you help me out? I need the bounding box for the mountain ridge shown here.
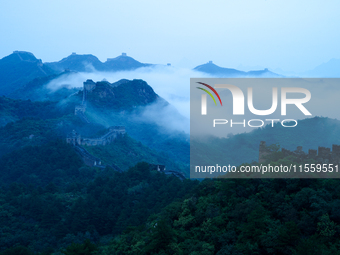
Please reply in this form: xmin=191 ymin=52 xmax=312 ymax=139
xmin=0 ymin=51 xmax=55 ymax=95
xmin=194 ymin=61 xmax=283 ymax=77
xmin=0 ymin=51 xmax=288 ymax=99
xmin=45 ymin=52 xmax=152 ymax=72
xmin=76 ymin=78 xmax=162 ymax=110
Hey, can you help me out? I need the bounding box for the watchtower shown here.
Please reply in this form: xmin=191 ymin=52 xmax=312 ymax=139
xmin=83 ymin=79 xmax=96 ymax=103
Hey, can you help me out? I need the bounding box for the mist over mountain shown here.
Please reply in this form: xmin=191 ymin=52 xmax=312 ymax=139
xmin=304 ymin=58 xmax=340 ymax=77
xmin=9 ymin=70 xmax=80 ymax=101
xmin=0 ymin=51 xmax=55 ymax=95
xmin=194 ymin=61 xmax=283 ymax=77
xmin=0 ymin=82 xmax=188 ymax=170
xmin=0 ymin=50 xmax=288 ymax=104
xmin=71 ymin=78 xmax=189 ymax=167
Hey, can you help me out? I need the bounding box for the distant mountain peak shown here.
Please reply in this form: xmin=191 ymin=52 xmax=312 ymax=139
xmin=45 ymin=53 xmax=103 ymax=72
xmin=0 ymin=51 xmax=55 ymax=95
xmin=106 ymin=52 xmax=129 ymax=61
xmin=57 ymin=53 xmax=102 ymax=65
xmin=194 ymin=61 xmax=244 ymax=76
xmin=8 ymin=51 xmax=41 ymax=63
xmin=194 ymin=61 xmax=281 ymax=77
xmin=61 ymin=52 xmax=100 ymax=60
xmin=13 ymin=50 xmax=35 ymax=58
xmin=105 ymin=54 xmax=140 ymax=64
xmin=45 ymin=52 xmax=151 ymax=72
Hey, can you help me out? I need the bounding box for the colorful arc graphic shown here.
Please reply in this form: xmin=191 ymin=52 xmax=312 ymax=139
xmin=196 ymin=82 xmax=223 ymax=106
xmin=196 ymin=87 xmax=217 ymax=105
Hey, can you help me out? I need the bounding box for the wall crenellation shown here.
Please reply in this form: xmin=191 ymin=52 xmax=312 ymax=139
xmin=82 ymin=79 xmax=96 ymax=103
xmin=68 ymin=79 xmax=127 ymax=167
xmin=259 ymin=141 xmax=340 ymax=164
xmin=72 ymin=79 xmax=126 ymax=141
xmin=66 ymin=126 xmax=126 ymax=146
xmin=149 ymin=164 xmax=186 ymax=180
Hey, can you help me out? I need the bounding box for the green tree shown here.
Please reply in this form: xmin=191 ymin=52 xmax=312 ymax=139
xmin=62 ymin=239 xmax=97 ymax=255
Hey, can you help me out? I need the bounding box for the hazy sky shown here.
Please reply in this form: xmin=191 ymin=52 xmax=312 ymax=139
xmin=1 ymin=0 xmax=339 ymax=72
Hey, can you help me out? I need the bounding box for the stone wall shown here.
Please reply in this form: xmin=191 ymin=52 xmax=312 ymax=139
xmin=259 ymin=141 xmax=340 ymax=164
xmin=74 ymin=144 xmax=101 ymax=167
xmin=82 ymin=79 xmax=96 ymax=103
xmin=66 ymin=126 xmax=125 ymax=147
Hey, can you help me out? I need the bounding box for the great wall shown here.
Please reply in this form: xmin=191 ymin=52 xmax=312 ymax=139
xmin=66 ymin=127 xmax=126 ymax=146
xmin=259 ymin=141 xmax=340 ymax=164
xmin=66 ymin=79 xmax=126 ymax=169
xmin=74 ymin=79 xmax=96 ymax=123
xmin=67 ymin=79 xmax=186 ymax=180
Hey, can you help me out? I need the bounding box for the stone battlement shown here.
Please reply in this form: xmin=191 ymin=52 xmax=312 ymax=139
xmin=82 ymin=79 xmax=96 ymax=103
xmin=66 ymin=127 xmax=125 ymax=146
xmin=148 ymin=163 xmax=186 ymax=180
xmin=83 ymin=79 xmax=96 ymax=92
xmin=75 ymin=104 xmax=86 ymax=115
xmin=74 ymin=144 xmax=101 ymax=166
xmin=149 ymin=164 xmax=166 ymax=172
xmin=70 ymin=79 xmax=126 ymax=146
xmin=259 ymin=141 xmax=340 ymax=164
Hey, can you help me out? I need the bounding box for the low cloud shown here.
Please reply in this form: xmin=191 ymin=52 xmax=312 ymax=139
xmin=44 ymin=66 xmax=215 ymax=135
xmin=45 ymin=67 xmax=340 ymax=138
xmin=132 ymin=99 xmax=189 ymax=134
xmin=45 ymin=66 xmax=212 ymax=134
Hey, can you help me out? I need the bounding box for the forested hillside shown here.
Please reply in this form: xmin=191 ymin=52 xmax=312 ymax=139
xmin=2 ymin=142 xmax=340 ymax=254
xmin=99 ymin=150 xmax=340 ymax=255
xmin=0 ymin=142 xmax=198 ymax=253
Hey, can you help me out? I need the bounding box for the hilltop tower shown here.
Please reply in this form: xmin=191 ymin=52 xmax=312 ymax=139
xmin=75 ymin=104 xmax=86 ymax=115
xmin=66 ymin=130 xmax=81 ymax=145
xmin=83 ymin=79 xmax=96 ymax=103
